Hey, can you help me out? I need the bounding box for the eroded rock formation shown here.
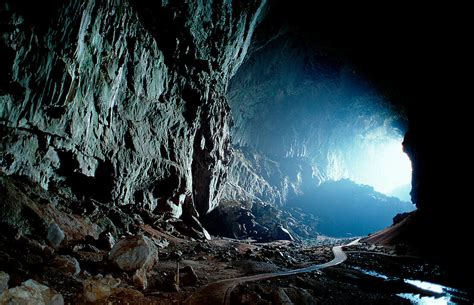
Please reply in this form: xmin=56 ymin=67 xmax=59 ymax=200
xmin=0 ymin=0 xmax=266 ymax=219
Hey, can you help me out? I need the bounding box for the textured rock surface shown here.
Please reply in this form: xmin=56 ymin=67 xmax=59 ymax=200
xmin=0 ymin=279 xmax=64 ymax=305
xmin=82 ymin=275 xmax=122 ymax=303
xmin=203 ymin=199 xmax=319 ymax=241
xmin=47 ymin=223 xmax=65 ymax=249
xmin=222 ymin=147 xmax=315 ymax=206
xmin=273 ymin=225 xmax=293 ymax=241
xmin=0 ymin=174 xmax=101 ymax=242
xmin=49 ymin=255 xmax=81 ymax=276
xmin=109 ymin=234 xmax=157 ymax=272
xmin=0 ymin=0 xmax=266 ymax=218
xmin=0 ymin=272 xmax=8 ymax=294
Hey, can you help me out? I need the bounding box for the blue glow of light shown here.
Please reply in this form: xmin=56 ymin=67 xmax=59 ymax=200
xmin=349 ymin=137 xmax=412 ymax=199
xmin=397 ymin=279 xmax=465 ymax=305
xmin=397 ymin=293 xmax=450 ymax=305
xmin=404 ymin=280 xmax=444 ymax=294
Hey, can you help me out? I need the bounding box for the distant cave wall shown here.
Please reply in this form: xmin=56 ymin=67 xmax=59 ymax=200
xmin=221 ymin=147 xmax=314 ymax=206
xmin=0 ymin=0 xmax=266 ymax=217
xmin=224 ymin=31 xmax=406 ymax=204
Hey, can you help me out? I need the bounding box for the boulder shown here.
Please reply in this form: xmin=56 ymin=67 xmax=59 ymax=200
xmin=49 ymin=255 xmax=80 ymax=276
xmin=109 ymin=234 xmax=157 ymax=271
xmin=83 ymin=275 xmax=121 ymax=303
xmin=274 ymin=225 xmax=294 ymax=241
xmin=0 ymin=279 xmax=64 ymax=305
xmin=98 ymin=232 xmax=116 ymax=250
xmin=179 ymin=265 xmax=198 ymax=286
xmin=47 ymin=223 xmax=65 ymax=249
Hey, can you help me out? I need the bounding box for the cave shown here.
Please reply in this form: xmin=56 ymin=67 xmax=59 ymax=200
xmin=0 ymin=1 xmax=471 ymax=304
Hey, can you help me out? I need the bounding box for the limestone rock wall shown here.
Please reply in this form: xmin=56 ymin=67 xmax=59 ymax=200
xmin=222 ymin=147 xmax=316 ymax=206
xmin=0 ymin=0 xmax=266 ymax=217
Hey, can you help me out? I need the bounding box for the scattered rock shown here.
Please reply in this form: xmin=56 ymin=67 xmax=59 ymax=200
xmin=169 ymin=250 xmax=183 ymax=261
xmin=98 ymin=232 xmax=115 ymax=250
xmin=132 ymin=214 xmax=144 ymax=226
xmin=172 ymin=217 xmax=212 ymax=241
xmin=240 ymin=290 xmax=264 ymax=304
xmin=194 ymin=243 xmax=210 ymax=252
xmin=83 ymin=275 xmax=121 ymax=303
xmin=133 ymin=268 xmax=148 ymax=290
xmin=26 ymin=239 xmax=55 ymax=257
xmin=74 ymin=250 xmax=104 ymax=265
xmin=102 ymin=287 xmax=144 ymax=303
xmin=273 ymin=288 xmax=293 ymax=304
xmin=0 ymin=271 xmax=9 ymax=293
xmin=72 ymin=243 xmax=99 ymax=254
xmin=274 ymin=225 xmax=294 ymax=241
xmin=109 ymin=234 xmax=157 ymax=271
xmin=0 ymin=279 xmax=64 ymax=305
xmin=47 ymin=223 xmax=65 ymax=249
xmin=153 ymin=238 xmax=170 ymax=249
xmin=163 ymin=272 xmax=180 ymax=292
xmin=179 ymin=265 xmax=198 ymax=286
xmin=49 ymin=255 xmax=80 ymax=276
xmin=284 ymin=287 xmax=317 ymax=305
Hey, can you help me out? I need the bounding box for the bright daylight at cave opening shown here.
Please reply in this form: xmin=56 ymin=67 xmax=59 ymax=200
xmin=351 ymin=136 xmax=412 ymax=201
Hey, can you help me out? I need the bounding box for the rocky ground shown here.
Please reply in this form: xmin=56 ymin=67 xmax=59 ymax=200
xmin=227 ymin=247 xmax=468 ymax=305
xmin=1 ymin=174 xmax=472 ymax=304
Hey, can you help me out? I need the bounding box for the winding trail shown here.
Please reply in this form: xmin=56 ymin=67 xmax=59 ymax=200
xmin=185 ymin=239 xmax=360 ymax=305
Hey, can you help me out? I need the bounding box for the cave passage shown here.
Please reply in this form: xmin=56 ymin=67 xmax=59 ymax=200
xmin=226 ymin=27 xmax=418 ymax=237
xmin=327 ymin=129 xmax=412 ymax=202
xmin=296 ymin=99 xmax=416 ymax=237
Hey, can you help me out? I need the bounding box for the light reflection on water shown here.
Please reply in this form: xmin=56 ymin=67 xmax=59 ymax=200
xmin=351 ymin=266 xmax=469 ymax=305
xmin=396 ymin=293 xmax=451 ymax=305
xmin=397 ymin=279 xmax=465 ymax=305
xmin=405 ymin=279 xmax=444 ymax=293
xmin=350 ymin=266 xmax=389 ymax=280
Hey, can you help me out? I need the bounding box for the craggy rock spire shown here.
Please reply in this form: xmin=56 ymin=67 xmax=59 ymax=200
xmin=0 ymin=0 xmax=266 ymax=218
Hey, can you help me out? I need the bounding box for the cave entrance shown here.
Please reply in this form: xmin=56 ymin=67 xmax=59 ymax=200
xmin=329 ymin=132 xmax=413 ymax=202
xmin=226 ymin=28 xmax=417 ymax=238
xmin=359 ymin=136 xmax=412 ymax=201
xmin=296 ymin=125 xmax=416 ymax=238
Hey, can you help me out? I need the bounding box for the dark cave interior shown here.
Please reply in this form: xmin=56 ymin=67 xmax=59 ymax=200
xmin=0 ymin=0 xmax=471 ymax=304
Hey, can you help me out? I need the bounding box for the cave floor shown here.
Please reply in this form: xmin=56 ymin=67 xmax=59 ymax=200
xmin=1 ymin=175 xmax=471 ymax=304
xmin=2 ymin=228 xmax=471 ymax=305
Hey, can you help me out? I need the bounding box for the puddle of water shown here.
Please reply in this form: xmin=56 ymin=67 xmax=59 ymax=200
xmin=396 ymin=293 xmax=452 ymax=305
xmin=350 ymin=266 xmax=389 ymax=280
xmin=350 ymin=266 xmax=470 ymax=305
xmin=397 ymin=279 xmax=469 ymax=305
xmin=405 ymin=279 xmax=444 ymax=293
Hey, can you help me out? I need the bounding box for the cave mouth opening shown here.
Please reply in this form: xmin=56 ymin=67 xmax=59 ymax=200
xmin=331 ymin=132 xmax=413 ymax=202
xmin=226 ymin=24 xmax=417 ymax=237
xmin=293 ymin=122 xmax=417 ymax=237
